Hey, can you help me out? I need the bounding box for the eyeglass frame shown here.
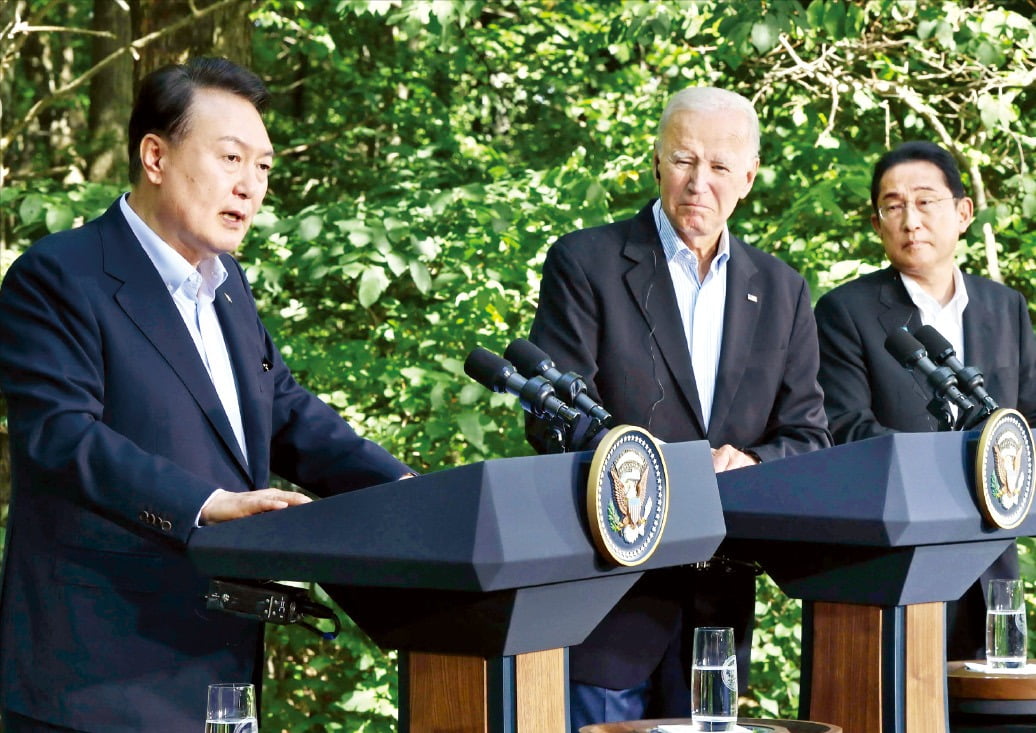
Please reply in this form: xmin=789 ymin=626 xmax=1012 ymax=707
xmin=876 ymin=195 xmax=958 ymax=223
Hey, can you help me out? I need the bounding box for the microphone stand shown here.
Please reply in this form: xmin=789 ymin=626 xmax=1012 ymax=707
xmin=926 ymin=396 xmax=954 ymax=431
xmin=540 ymin=417 xmax=569 ymax=455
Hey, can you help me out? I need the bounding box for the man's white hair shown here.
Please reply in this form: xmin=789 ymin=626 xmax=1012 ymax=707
xmin=654 ymin=87 xmax=760 ymax=158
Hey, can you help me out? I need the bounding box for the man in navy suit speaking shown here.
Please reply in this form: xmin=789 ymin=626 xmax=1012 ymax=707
xmin=0 ymin=58 xmax=412 ymax=731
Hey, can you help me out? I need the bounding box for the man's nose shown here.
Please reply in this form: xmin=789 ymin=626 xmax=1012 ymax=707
xmin=686 ymin=164 xmax=708 ymax=192
xmin=234 ymin=166 xmax=264 ymax=199
xmin=900 ymin=202 xmax=923 ymax=229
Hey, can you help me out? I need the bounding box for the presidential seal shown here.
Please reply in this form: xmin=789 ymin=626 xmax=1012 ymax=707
xmin=586 ymin=425 xmax=669 ymax=566
xmin=975 ymin=408 xmax=1036 ymax=529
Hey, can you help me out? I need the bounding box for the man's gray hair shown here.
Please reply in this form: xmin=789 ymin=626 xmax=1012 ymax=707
xmin=654 ymin=87 xmax=760 ymax=159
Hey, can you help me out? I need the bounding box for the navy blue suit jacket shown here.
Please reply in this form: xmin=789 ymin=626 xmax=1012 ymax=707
xmin=0 ymin=200 xmax=410 ymax=730
xmin=528 ymin=201 xmax=830 ymax=692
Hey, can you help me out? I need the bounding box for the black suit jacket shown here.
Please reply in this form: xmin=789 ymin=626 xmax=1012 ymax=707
xmin=815 ymin=266 xmax=1036 ymax=441
xmin=0 ymin=200 xmax=410 ymax=731
xmin=815 ymin=266 xmax=1036 ymax=657
xmin=528 ymin=201 xmax=830 ymax=691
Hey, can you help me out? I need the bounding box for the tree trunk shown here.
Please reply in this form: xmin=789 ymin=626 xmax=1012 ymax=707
xmin=87 ymin=0 xmax=133 ymax=183
xmin=131 ymin=0 xmax=256 ymax=85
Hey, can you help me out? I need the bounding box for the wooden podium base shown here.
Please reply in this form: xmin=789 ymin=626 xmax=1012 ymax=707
xmin=804 ymin=601 xmax=946 ymax=733
xmin=403 ymin=648 xmax=567 ymax=732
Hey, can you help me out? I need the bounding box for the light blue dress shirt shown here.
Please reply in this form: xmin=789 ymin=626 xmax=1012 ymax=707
xmin=653 ymin=199 xmax=728 ymax=430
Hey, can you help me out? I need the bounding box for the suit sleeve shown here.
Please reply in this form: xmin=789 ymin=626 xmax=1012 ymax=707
xmin=815 ymin=289 xmax=895 ymax=444
xmin=1010 ymin=290 xmax=1036 ymax=426
xmin=746 ymin=278 xmax=832 ymax=462
xmin=525 ymin=239 xmax=601 ymax=453
xmin=0 ymin=249 xmax=219 ymax=546
xmin=265 ymin=337 xmax=412 ymax=494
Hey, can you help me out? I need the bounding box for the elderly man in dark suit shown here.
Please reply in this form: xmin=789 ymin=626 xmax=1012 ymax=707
xmin=0 ymin=58 xmax=412 ymax=731
xmin=527 ymin=86 xmax=831 ymax=729
xmin=815 ymin=140 xmax=1036 ymax=661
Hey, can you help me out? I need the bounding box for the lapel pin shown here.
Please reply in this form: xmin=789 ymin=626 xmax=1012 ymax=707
xmin=747 ymin=293 xmax=758 ymax=303
xmin=224 ymin=292 xmax=233 ymax=303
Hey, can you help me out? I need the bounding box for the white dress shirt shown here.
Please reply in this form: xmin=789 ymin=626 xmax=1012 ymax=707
xmin=119 ymin=194 xmax=249 ymax=465
xmin=901 ymin=266 xmax=969 ymax=419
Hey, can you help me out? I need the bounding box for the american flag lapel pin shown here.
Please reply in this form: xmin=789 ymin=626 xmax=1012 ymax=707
xmin=747 ymin=293 xmax=758 ymax=303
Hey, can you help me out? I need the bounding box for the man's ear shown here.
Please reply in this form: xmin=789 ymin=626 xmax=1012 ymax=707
xmin=138 ymin=133 xmax=166 ymax=184
xmin=653 ymin=153 xmax=661 ymax=183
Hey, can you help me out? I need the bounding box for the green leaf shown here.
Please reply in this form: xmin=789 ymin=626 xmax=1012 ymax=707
xmin=457 ymin=411 xmax=486 ymax=452
xmin=358 ymin=265 xmax=389 ymax=307
xmin=385 ymin=251 xmax=408 ymax=276
xmin=298 ymin=214 xmax=323 ymax=241
xmin=823 ymin=2 xmax=845 ymax=37
xmin=409 ymin=260 xmax=432 ymax=293
xmin=19 ymin=194 xmax=45 ymax=225
xmin=44 ymin=204 xmax=75 ymax=233
xmin=750 ymin=16 xmax=779 ymax=54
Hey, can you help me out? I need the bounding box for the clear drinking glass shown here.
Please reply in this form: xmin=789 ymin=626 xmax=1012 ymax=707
xmin=986 ymin=578 xmax=1027 ymax=669
xmin=691 ymin=626 xmax=738 ymax=731
xmin=206 ymin=682 xmax=258 ymax=733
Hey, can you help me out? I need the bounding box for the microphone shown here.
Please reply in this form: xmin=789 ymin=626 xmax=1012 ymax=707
xmin=913 ymin=325 xmax=998 ymax=413
xmin=463 ymin=347 xmax=581 ymax=425
xmin=884 ymin=328 xmax=977 ymax=425
xmin=503 ymin=338 xmax=614 ymax=429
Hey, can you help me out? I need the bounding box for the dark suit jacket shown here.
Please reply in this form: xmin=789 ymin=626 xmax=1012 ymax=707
xmin=0 ymin=200 xmax=410 ymax=731
xmin=815 ymin=265 xmax=1036 ymax=657
xmin=815 ymin=266 xmax=1036 ymax=441
xmin=528 ymin=201 xmax=830 ymax=692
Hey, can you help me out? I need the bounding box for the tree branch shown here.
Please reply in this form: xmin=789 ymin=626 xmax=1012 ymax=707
xmin=0 ymin=0 xmax=247 ymax=156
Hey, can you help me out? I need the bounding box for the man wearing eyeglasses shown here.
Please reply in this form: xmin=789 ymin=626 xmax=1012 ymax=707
xmin=814 ymin=140 xmax=1036 ymax=660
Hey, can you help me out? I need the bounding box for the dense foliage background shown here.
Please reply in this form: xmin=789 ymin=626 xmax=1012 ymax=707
xmin=2 ymin=0 xmax=1035 ymax=729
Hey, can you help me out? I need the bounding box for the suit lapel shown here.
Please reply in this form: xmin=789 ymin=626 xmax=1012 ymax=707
xmin=876 ymin=267 xmax=920 ymax=337
xmin=99 ymin=204 xmax=251 ymax=481
xmin=875 ymin=267 xmax=930 ymax=403
xmin=708 ymin=236 xmax=759 ymax=438
xmin=621 ymin=206 xmax=707 ymax=435
xmin=214 ymin=263 xmax=267 ymax=487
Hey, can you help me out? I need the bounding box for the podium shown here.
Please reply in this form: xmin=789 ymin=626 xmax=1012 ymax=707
xmin=189 ymin=441 xmax=723 ymax=732
xmin=717 ymin=431 xmax=1031 ymax=733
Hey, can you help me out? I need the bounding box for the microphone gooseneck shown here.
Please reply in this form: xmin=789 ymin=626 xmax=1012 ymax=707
xmin=913 ymin=325 xmax=998 ymax=414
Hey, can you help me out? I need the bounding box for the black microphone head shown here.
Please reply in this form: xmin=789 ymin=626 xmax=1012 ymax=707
xmin=504 ymin=338 xmax=553 ymax=378
xmin=884 ymin=328 xmax=926 ymax=368
xmin=463 ymin=347 xmax=514 ymax=393
xmin=913 ymin=325 xmax=954 ymax=362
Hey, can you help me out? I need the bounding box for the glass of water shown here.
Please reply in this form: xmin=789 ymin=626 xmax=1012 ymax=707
xmin=691 ymin=626 xmax=738 ymax=731
xmin=986 ymin=578 xmax=1027 ymax=669
xmin=206 ymin=682 xmax=258 ymax=733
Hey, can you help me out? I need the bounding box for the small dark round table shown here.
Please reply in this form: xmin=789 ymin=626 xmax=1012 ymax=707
xmin=948 ymin=660 xmax=1036 ymax=731
xmin=579 ymin=719 xmax=842 ymax=733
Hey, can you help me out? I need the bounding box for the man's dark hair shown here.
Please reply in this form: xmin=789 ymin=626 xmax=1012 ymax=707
xmin=128 ymin=57 xmax=270 ymax=184
xmin=870 ymin=140 xmax=967 ymax=214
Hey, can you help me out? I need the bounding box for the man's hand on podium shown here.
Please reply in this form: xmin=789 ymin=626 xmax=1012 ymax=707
xmin=201 ymin=488 xmax=312 ymax=525
xmin=711 ymin=444 xmax=760 ymax=472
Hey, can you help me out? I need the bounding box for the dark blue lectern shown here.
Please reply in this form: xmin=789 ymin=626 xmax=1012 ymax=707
xmin=718 ymin=431 xmax=1030 ymax=733
xmin=189 ymin=441 xmax=723 ymax=733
